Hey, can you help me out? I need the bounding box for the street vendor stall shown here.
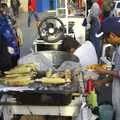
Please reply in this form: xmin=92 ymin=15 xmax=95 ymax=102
xmin=0 ymin=13 xmax=85 ymax=120
xmin=0 ymin=63 xmax=100 ymax=120
xmin=0 ymin=59 xmax=85 ymax=120
xmin=0 ymin=61 xmax=103 ymax=120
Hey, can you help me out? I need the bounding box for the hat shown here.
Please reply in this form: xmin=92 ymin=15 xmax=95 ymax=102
xmin=96 ymin=17 xmax=120 ymax=38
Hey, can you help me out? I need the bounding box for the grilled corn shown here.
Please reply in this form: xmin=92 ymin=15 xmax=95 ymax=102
xmin=5 ymin=76 xmax=33 ymax=86
xmin=5 ymin=63 xmax=37 ymax=74
xmin=40 ymin=77 xmax=68 ymax=85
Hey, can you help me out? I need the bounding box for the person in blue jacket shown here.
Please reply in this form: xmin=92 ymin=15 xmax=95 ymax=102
xmin=0 ymin=3 xmax=20 ymax=69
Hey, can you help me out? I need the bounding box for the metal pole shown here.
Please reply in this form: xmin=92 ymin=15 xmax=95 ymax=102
xmin=65 ymin=0 xmax=69 ymax=35
xmin=56 ymin=0 xmax=58 ymax=9
xmin=84 ymin=0 xmax=87 ymax=18
xmin=65 ymin=0 xmax=68 ymax=18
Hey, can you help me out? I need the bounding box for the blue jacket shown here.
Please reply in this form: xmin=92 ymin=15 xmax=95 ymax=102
xmin=0 ymin=14 xmax=20 ymax=56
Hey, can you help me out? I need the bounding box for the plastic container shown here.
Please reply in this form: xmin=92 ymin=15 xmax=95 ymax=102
xmin=87 ymin=90 xmax=98 ymax=108
xmin=85 ymin=79 xmax=94 ymax=94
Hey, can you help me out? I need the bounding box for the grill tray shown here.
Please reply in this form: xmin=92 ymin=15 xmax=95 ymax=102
xmin=1 ymin=82 xmax=80 ymax=105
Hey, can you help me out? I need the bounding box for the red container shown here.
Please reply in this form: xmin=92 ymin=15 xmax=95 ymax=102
xmin=85 ymin=79 xmax=94 ymax=94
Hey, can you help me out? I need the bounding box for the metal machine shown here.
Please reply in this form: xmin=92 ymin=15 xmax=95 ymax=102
xmin=33 ymin=16 xmax=64 ymax=52
xmin=33 ymin=0 xmax=86 ymax=52
xmin=0 ymin=15 xmax=84 ymax=120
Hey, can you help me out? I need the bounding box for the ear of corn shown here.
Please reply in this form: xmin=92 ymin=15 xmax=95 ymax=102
xmin=5 ymin=63 xmax=37 ymax=75
xmin=40 ymin=77 xmax=68 ymax=85
xmin=5 ymin=73 xmax=30 ymax=78
xmin=5 ymin=76 xmax=33 ymax=86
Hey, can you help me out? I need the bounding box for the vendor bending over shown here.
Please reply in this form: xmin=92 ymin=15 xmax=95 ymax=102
xmin=60 ymin=35 xmax=98 ymax=67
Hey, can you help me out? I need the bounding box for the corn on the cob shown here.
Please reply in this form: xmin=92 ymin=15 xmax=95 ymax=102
xmin=5 ymin=63 xmax=37 ymax=75
xmin=5 ymin=76 xmax=33 ymax=86
xmin=5 ymin=73 xmax=31 ymax=78
xmin=40 ymin=77 xmax=68 ymax=85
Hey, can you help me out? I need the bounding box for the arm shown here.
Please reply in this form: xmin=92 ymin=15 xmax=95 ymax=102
xmin=94 ymin=78 xmax=113 ymax=87
xmin=103 ymin=70 xmax=118 ymax=78
xmin=93 ymin=69 xmax=119 ymax=87
xmin=95 ymin=68 xmax=119 ymax=78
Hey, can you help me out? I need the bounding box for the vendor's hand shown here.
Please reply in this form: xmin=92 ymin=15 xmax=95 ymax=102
xmin=7 ymin=47 xmax=15 ymax=54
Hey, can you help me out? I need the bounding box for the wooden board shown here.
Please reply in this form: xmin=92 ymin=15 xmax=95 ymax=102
xmin=20 ymin=115 xmax=46 ymax=120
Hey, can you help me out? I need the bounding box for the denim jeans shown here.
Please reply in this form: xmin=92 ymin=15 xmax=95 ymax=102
xmin=28 ymin=11 xmax=39 ymax=27
xmin=90 ymin=18 xmax=101 ymax=58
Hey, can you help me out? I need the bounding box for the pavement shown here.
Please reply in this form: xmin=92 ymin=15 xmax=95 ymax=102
xmin=17 ymin=11 xmax=55 ymax=57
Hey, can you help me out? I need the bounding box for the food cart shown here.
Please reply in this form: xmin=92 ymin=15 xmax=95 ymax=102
xmin=0 ymin=13 xmax=84 ymax=120
xmin=0 ymin=0 xmax=100 ymax=120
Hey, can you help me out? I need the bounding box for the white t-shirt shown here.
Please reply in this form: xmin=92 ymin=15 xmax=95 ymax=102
xmin=74 ymin=41 xmax=98 ymax=67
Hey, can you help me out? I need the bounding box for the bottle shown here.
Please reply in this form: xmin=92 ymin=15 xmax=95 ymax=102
xmin=87 ymin=89 xmax=98 ymax=109
xmin=86 ymin=79 xmax=94 ymax=94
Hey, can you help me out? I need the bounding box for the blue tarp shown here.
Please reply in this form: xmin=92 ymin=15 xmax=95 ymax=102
xmin=36 ymin=0 xmax=59 ymax=12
